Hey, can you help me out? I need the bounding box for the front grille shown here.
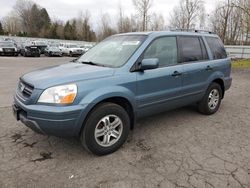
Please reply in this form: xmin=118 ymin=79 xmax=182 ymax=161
xmin=18 ymin=80 xmax=34 ymax=98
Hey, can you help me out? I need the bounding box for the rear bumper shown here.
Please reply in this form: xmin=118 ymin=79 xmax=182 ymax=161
xmin=51 ymin=52 xmax=62 ymax=56
xmin=13 ymin=96 xmax=88 ymax=137
xmin=25 ymin=51 xmax=40 ymax=56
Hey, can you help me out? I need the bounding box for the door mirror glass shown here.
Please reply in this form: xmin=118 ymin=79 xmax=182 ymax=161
xmin=139 ymin=58 xmax=159 ymax=71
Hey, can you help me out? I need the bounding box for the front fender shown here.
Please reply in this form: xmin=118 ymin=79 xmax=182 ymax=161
xmin=73 ymin=86 xmax=136 ymax=135
xmin=79 ymin=86 xmax=136 ymax=108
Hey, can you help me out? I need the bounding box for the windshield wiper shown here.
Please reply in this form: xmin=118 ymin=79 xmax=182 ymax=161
xmin=78 ymin=61 xmax=106 ymax=67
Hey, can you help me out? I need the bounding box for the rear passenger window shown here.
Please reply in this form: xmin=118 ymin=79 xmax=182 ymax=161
xmin=143 ymin=37 xmax=177 ymax=67
xmin=179 ymin=36 xmax=208 ymax=62
xmin=205 ymin=37 xmax=227 ymax=59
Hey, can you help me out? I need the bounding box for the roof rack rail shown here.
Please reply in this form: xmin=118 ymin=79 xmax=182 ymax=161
xmin=170 ymin=29 xmax=215 ymax=34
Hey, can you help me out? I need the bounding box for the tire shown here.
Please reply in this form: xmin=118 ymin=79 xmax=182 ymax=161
xmin=69 ymin=51 xmax=73 ymax=57
xmin=198 ymin=82 xmax=222 ymax=115
xmin=80 ymin=102 xmax=130 ymax=156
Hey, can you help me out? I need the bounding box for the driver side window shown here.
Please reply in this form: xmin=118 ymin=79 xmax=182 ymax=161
xmin=144 ymin=37 xmax=177 ymax=67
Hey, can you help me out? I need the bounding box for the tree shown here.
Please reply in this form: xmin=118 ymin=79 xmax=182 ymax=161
xmin=2 ymin=11 xmax=22 ymax=35
xmin=38 ymin=8 xmax=51 ymax=37
xmin=117 ymin=4 xmax=125 ymax=33
xmin=76 ymin=11 xmax=96 ymax=41
xmin=49 ymin=22 xmax=59 ymax=38
xmin=29 ymin=4 xmax=41 ymax=36
xmin=64 ymin=20 xmax=77 ymax=40
xmin=232 ymin=0 xmax=250 ymax=44
xmin=13 ymin=0 xmax=51 ymax=37
xmin=64 ymin=21 xmax=72 ymax=40
xmin=98 ymin=13 xmax=117 ymax=41
xmin=169 ymin=0 xmax=205 ymax=30
xmin=149 ymin=13 xmax=165 ymax=31
xmin=117 ymin=5 xmax=138 ymax=33
xmin=14 ymin=0 xmax=33 ymax=34
xmin=132 ymin=0 xmax=152 ymax=31
xmin=0 ymin=21 xmax=5 ymax=35
xmin=210 ymin=0 xmax=249 ymax=45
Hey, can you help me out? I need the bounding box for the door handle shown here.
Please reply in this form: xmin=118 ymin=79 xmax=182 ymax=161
xmin=172 ymin=71 xmax=182 ymax=77
xmin=205 ymin=66 xmax=213 ymax=71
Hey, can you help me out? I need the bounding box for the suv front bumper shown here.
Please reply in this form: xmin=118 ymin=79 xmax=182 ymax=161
xmin=13 ymin=96 xmax=88 ymax=137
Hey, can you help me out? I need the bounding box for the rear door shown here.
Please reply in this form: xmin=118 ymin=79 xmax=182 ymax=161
xmin=135 ymin=36 xmax=183 ymax=117
xmin=178 ymin=36 xmax=211 ymax=101
xmin=205 ymin=36 xmax=230 ymax=80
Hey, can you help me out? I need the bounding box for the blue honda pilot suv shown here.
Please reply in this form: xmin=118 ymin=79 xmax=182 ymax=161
xmin=13 ymin=31 xmax=232 ymax=155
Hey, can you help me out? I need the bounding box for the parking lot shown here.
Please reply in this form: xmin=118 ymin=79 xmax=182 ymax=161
xmin=0 ymin=56 xmax=250 ymax=188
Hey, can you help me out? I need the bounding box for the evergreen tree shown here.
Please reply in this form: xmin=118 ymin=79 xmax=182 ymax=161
xmin=0 ymin=21 xmax=4 ymax=35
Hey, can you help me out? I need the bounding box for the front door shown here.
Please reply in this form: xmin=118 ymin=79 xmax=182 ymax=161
xmin=135 ymin=36 xmax=183 ymax=117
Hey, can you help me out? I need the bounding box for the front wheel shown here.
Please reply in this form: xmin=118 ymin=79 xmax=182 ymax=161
xmin=80 ymin=103 xmax=130 ymax=156
xmin=198 ymin=82 xmax=222 ymax=115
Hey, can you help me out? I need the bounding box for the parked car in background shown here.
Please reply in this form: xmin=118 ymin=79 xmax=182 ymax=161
xmin=20 ymin=44 xmax=40 ymax=57
xmin=79 ymin=45 xmax=92 ymax=53
xmin=44 ymin=44 xmax=62 ymax=57
xmin=0 ymin=41 xmax=19 ymax=56
xmin=61 ymin=43 xmax=84 ymax=56
xmin=31 ymin=41 xmax=47 ymax=54
xmin=12 ymin=31 xmax=232 ymax=155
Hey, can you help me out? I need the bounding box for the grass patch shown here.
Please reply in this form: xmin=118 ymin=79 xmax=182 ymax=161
xmin=232 ymin=59 xmax=250 ymax=68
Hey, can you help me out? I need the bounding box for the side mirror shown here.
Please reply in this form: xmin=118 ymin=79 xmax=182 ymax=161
xmin=138 ymin=58 xmax=159 ymax=71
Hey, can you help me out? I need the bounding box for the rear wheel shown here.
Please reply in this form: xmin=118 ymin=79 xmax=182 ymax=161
xmin=80 ymin=103 xmax=130 ymax=156
xmin=198 ymin=82 xmax=222 ymax=115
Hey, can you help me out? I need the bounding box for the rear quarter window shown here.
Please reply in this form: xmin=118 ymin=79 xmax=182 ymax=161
xmin=205 ymin=37 xmax=227 ymax=59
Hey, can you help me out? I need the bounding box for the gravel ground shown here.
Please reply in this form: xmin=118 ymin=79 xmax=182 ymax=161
xmin=0 ymin=57 xmax=250 ymax=188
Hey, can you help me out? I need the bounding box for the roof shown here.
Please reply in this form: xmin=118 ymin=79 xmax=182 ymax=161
xmin=117 ymin=30 xmax=218 ymax=38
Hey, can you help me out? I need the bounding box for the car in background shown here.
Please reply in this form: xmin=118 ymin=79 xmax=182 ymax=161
xmin=79 ymin=45 xmax=92 ymax=53
xmin=31 ymin=41 xmax=47 ymax=54
xmin=0 ymin=41 xmax=19 ymax=56
xmin=44 ymin=44 xmax=62 ymax=57
xmin=60 ymin=43 xmax=84 ymax=56
xmin=20 ymin=44 xmax=40 ymax=57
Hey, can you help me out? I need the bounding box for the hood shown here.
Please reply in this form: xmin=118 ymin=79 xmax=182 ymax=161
xmin=21 ymin=63 xmax=114 ymax=89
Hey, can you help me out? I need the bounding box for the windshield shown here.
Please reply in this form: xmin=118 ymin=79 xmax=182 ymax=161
xmin=0 ymin=42 xmax=15 ymax=48
xmin=77 ymin=35 xmax=146 ymax=67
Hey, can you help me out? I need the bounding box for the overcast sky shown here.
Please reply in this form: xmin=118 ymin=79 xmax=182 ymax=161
xmin=0 ymin=0 xmax=219 ymax=26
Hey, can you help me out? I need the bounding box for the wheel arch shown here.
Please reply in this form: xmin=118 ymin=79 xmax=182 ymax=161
xmin=77 ymin=95 xmax=136 ymax=137
xmin=212 ymin=78 xmax=225 ymax=98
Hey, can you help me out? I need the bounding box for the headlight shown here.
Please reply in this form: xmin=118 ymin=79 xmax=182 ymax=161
xmin=0 ymin=48 xmax=2 ymax=52
xmin=38 ymin=84 xmax=77 ymax=104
